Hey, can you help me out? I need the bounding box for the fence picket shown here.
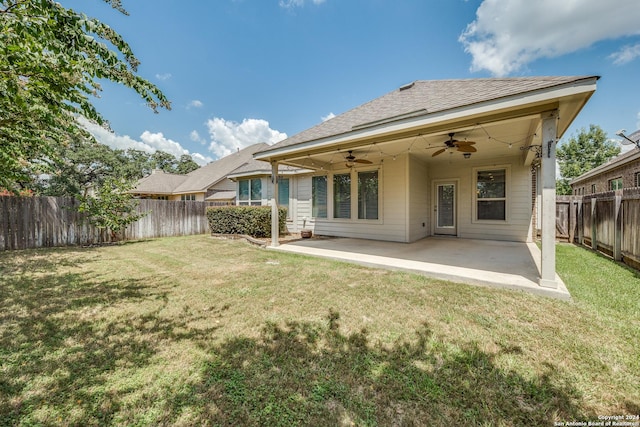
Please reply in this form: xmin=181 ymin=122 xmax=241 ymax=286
xmin=0 ymin=197 xmax=212 ymax=250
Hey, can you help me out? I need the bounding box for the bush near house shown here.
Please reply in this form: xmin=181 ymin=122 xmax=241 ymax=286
xmin=207 ymin=206 xmax=287 ymax=238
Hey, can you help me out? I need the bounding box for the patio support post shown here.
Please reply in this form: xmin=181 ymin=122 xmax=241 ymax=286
xmin=271 ymin=161 xmax=280 ymax=247
xmin=540 ymin=110 xmax=558 ymax=288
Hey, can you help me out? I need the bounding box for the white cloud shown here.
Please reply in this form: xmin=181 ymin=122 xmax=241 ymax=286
xmin=460 ymin=0 xmax=640 ymax=76
xmin=279 ymin=0 xmax=325 ymax=9
xmin=205 ymin=117 xmax=287 ymax=158
xmin=610 ymin=43 xmax=640 ymax=65
xmin=321 ymin=112 xmax=336 ymax=122
xmin=190 ymin=130 xmax=207 ymax=145
xmin=79 ymin=117 xmax=213 ymax=166
xmin=188 ymin=99 xmax=204 ymax=109
xmin=155 ymin=73 xmax=172 ymax=81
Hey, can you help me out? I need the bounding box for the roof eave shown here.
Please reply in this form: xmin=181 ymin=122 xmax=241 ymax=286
xmin=255 ymin=77 xmax=598 ymax=162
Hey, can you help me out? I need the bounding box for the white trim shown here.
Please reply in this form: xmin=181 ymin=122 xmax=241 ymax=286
xmin=432 ymin=179 xmax=459 ymax=236
xmin=471 ymin=165 xmax=511 ymax=224
xmin=324 ymin=166 xmax=384 ymax=224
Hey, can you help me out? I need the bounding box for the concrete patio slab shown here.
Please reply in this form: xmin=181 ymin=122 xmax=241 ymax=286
xmin=269 ymin=236 xmax=571 ymax=300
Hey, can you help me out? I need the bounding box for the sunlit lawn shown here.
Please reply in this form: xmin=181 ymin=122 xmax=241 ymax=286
xmin=0 ymin=235 xmax=638 ymax=426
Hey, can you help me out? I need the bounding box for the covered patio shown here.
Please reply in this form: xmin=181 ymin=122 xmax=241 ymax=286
xmin=271 ymin=236 xmax=571 ymax=300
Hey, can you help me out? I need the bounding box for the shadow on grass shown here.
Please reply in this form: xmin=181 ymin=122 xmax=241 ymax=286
xmin=176 ymin=312 xmax=591 ymax=426
xmin=0 ymin=248 xmax=597 ymax=426
xmin=0 ymin=250 xmax=220 ymax=426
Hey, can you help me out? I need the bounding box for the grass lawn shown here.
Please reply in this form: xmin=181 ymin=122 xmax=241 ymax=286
xmin=1 ymin=235 xmax=638 ymax=426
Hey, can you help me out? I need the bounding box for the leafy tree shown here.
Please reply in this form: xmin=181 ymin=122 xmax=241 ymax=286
xmin=77 ymin=177 xmax=146 ymax=241
xmin=151 ymin=150 xmax=178 ymax=173
xmin=0 ymin=0 xmax=170 ymax=192
xmin=175 ymin=154 xmax=200 ymax=174
xmin=556 ymin=125 xmax=620 ymax=195
xmin=37 ymin=137 xmax=126 ymax=196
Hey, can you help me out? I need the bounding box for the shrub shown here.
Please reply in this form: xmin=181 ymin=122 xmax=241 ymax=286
xmin=207 ymin=206 xmax=287 ymax=238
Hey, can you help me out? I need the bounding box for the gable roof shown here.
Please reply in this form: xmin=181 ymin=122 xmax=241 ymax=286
xmin=132 ymin=143 xmax=269 ymax=195
xmin=256 ymin=76 xmax=598 ymax=160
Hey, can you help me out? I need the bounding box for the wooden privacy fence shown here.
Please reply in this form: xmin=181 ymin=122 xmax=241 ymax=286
xmin=556 ymin=189 xmax=640 ymax=270
xmin=0 ymin=197 xmax=212 ymax=251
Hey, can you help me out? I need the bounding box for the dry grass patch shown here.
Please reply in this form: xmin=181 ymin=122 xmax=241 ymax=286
xmin=0 ymin=235 xmax=638 ymax=425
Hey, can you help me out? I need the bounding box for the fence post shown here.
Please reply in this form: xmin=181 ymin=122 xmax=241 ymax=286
xmin=614 ymin=192 xmax=622 ymax=261
xmin=591 ymin=198 xmax=597 ymax=251
xmin=577 ymin=198 xmax=583 ymax=245
xmin=568 ymin=197 xmax=576 ymax=243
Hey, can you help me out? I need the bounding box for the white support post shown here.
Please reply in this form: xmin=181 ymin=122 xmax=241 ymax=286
xmin=540 ymin=111 xmax=558 ymax=288
xmin=271 ymin=161 xmax=279 ymax=247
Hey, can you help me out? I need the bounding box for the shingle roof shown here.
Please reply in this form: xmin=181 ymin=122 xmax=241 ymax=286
xmin=227 ymin=158 xmax=305 ymax=177
xmin=133 ymin=170 xmax=188 ymax=194
xmin=571 ymin=144 xmax=640 ymax=184
xmin=206 ymin=191 xmax=236 ymax=201
xmin=258 ymin=76 xmax=596 ymax=153
xmin=174 ymin=143 xmax=269 ymax=193
xmin=133 ymin=143 xmax=269 ymax=195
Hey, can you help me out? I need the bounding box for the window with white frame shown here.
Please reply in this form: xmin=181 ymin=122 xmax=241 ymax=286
xmin=591 ymin=184 xmax=596 ymax=194
xmin=475 ymin=168 xmax=507 ymax=221
xmin=238 ymin=178 xmax=262 ymax=205
xmin=358 ymin=170 xmax=378 ymax=220
xmin=608 ymin=177 xmax=623 ymax=191
xmin=181 ymin=194 xmax=195 ymax=201
xmin=333 ymin=173 xmax=351 ymax=219
xmin=312 ymin=175 xmax=327 ymax=218
xmin=635 ymin=172 xmax=640 ymax=188
xmin=278 ymin=178 xmax=290 ymax=217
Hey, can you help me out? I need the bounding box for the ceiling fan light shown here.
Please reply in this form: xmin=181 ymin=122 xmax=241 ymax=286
xmin=463 ymin=153 xmax=471 ymax=159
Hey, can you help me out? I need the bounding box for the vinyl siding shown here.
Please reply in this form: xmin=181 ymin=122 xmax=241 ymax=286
xmin=408 ymin=154 xmax=430 ymax=242
xmin=429 ymin=155 xmax=532 ymax=242
xmin=312 ymin=153 xmax=408 ymax=242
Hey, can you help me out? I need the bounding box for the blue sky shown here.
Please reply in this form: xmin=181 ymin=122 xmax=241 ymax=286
xmin=64 ymin=0 xmax=640 ymax=164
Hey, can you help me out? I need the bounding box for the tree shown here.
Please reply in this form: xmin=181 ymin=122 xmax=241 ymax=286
xmin=77 ymin=177 xmax=147 ymax=241
xmin=556 ymin=125 xmax=620 ymax=195
xmin=0 ymin=0 xmax=170 ymax=192
xmin=175 ymin=154 xmax=200 ymax=174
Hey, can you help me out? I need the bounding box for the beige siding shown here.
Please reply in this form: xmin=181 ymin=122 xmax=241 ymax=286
xmin=312 ymin=153 xmax=408 ymax=242
xmin=408 ymin=154 xmax=430 ymax=242
xmin=429 ymin=155 xmax=532 ymax=242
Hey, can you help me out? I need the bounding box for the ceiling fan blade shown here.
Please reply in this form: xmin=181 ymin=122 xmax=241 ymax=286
xmin=457 ymin=145 xmax=477 ymax=153
xmin=354 ymin=159 xmax=372 ymax=164
xmin=432 ymin=148 xmax=446 ymax=157
xmin=455 ymin=140 xmax=476 ymax=145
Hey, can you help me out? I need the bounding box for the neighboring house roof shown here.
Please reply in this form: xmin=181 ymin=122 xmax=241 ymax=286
xmin=132 ymin=143 xmax=269 ymax=195
xmin=256 ymin=76 xmax=597 ymax=159
xmin=133 ymin=170 xmax=189 ymax=195
xmin=571 ymin=136 xmax=640 ymax=185
xmin=227 ymin=159 xmax=310 ymax=179
xmin=205 ymin=191 xmax=236 ymax=201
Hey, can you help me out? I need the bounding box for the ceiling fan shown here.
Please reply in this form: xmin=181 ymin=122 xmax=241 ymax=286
xmin=430 ymin=133 xmax=477 ymax=157
xmin=344 ymin=150 xmax=372 ymax=167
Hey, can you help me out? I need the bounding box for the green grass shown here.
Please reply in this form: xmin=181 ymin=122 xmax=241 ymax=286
xmin=0 ymin=236 xmax=638 ymax=426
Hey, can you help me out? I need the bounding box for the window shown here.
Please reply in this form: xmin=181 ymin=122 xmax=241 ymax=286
xmin=608 ymin=177 xmax=623 ymax=191
xmin=312 ymin=176 xmax=327 ymax=218
xmin=591 ymin=184 xmax=596 ymax=194
xmin=278 ymin=178 xmax=290 ymax=215
xmin=476 ymin=169 xmax=506 ymax=221
xmin=635 ymin=172 xmax=640 ymax=188
xmin=181 ymin=194 xmax=195 ymax=201
xmin=358 ymin=170 xmax=378 ymax=220
xmin=333 ymin=173 xmax=351 ymax=219
xmin=238 ymin=178 xmax=262 ymax=205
